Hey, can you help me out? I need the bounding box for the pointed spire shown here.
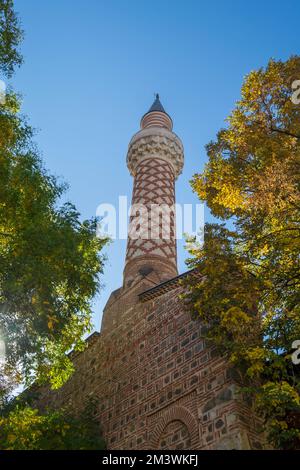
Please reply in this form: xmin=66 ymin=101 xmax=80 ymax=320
xmin=148 ymin=93 xmax=166 ymax=114
xmin=140 ymin=94 xmax=173 ymax=131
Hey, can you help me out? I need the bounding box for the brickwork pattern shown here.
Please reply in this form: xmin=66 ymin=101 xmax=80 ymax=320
xmin=158 ymin=420 xmax=191 ymax=450
xmin=124 ymin=122 xmax=184 ymax=285
xmin=37 ymin=281 xmax=266 ymax=450
xmin=125 ymin=158 xmax=176 ymax=269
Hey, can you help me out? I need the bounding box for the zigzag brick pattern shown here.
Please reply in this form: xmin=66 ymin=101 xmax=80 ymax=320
xmin=125 ymin=157 xmax=176 ymax=267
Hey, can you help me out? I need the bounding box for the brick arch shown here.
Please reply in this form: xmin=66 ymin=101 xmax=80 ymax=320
xmin=150 ymin=406 xmax=199 ymax=449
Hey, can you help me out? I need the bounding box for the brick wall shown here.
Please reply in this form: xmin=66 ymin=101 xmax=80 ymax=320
xmin=37 ymin=279 xmax=266 ymax=450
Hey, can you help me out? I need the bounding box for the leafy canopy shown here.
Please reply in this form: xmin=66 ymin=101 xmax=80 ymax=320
xmin=186 ymin=57 xmax=300 ymax=449
xmin=0 ymin=1 xmax=108 ymax=399
xmin=0 ymin=0 xmax=23 ymax=78
xmin=0 ymin=399 xmax=105 ymax=450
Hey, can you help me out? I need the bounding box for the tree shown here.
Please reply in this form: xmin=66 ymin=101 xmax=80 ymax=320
xmin=185 ymin=57 xmax=300 ymax=449
xmin=0 ymin=0 xmax=23 ymax=77
xmin=0 ymin=399 xmax=106 ymax=450
xmin=0 ymin=0 xmax=108 ymax=400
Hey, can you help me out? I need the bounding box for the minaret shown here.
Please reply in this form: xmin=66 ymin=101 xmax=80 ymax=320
xmin=124 ymin=95 xmax=184 ymax=287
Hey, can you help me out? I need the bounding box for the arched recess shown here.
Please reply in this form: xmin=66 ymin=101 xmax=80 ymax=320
xmin=150 ymin=406 xmax=199 ymax=449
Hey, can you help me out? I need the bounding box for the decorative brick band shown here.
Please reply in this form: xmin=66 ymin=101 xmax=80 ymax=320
xmin=140 ymin=111 xmax=173 ymax=130
xmin=139 ymin=268 xmax=201 ymax=302
xmin=150 ymin=406 xmax=199 ymax=449
xmin=127 ymin=127 xmax=184 ymax=179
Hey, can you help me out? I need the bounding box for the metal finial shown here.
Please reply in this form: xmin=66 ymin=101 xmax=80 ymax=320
xmin=147 ymin=94 xmax=166 ymax=114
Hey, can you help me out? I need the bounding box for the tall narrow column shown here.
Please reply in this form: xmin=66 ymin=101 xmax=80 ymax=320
xmin=124 ymin=95 xmax=184 ymax=287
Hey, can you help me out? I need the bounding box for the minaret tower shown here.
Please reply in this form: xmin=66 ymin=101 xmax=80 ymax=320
xmin=124 ymin=95 xmax=184 ymax=287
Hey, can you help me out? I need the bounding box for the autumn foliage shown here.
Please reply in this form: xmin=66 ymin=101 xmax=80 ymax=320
xmin=0 ymin=1 xmax=107 ymax=401
xmin=185 ymin=57 xmax=300 ymax=448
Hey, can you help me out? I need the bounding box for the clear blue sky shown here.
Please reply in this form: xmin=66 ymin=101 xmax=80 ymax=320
xmin=12 ymin=0 xmax=300 ymax=331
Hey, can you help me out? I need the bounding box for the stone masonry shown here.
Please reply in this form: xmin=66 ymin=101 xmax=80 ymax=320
xmin=36 ymin=96 xmax=266 ymax=450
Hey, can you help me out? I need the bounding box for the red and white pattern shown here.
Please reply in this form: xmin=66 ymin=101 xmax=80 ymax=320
xmin=124 ymin=110 xmax=184 ymax=284
xmin=125 ymin=157 xmax=177 ymax=268
xmin=140 ymin=111 xmax=173 ymax=130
